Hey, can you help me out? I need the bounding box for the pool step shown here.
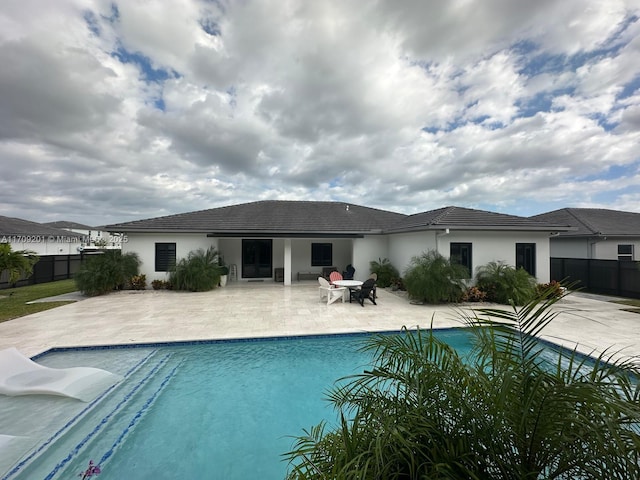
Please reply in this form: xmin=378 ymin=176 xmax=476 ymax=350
xmin=6 ymin=350 xmax=184 ymax=480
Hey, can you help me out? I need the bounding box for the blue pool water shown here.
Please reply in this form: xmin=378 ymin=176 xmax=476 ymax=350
xmin=2 ymin=329 xmax=475 ymax=480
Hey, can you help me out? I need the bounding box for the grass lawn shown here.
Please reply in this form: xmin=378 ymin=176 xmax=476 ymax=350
xmin=0 ymin=279 xmax=78 ymax=323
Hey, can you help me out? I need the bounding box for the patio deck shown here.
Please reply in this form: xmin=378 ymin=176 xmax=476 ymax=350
xmin=0 ymin=283 xmax=638 ymax=362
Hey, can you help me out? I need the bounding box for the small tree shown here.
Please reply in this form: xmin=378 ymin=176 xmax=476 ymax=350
xmin=169 ymin=246 xmax=222 ymax=292
xmin=0 ymin=243 xmax=39 ymax=286
xmin=75 ymin=250 xmax=141 ymax=296
xmin=369 ymin=258 xmax=399 ymax=288
xmin=475 ymin=261 xmax=537 ymax=305
xmin=403 ymin=250 xmax=468 ymax=303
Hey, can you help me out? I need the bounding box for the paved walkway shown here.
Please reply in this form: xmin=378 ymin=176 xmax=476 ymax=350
xmin=0 ymin=283 xmax=638 ymax=361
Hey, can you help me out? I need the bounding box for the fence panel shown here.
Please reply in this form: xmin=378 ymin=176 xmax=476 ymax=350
xmin=551 ymin=257 xmax=640 ymax=299
xmin=0 ymin=254 xmax=82 ymax=289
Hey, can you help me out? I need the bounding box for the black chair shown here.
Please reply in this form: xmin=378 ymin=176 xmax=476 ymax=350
xmin=342 ymin=264 xmax=355 ymax=280
xmin=351 ymin=278 xmax=377 ymax=307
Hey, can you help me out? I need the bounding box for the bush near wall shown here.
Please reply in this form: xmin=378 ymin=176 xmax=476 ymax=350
xmin=75 ymin=251 xmax=141 ymax=296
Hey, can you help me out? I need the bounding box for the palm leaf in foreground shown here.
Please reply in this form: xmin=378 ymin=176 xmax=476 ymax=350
xmin=284 ymin=291 xmax=640 ymax=479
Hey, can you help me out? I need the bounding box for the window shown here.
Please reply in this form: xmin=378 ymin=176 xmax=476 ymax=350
xmin=450 ymin=243 xmax=472 ymax=277
xmin=516 ymin=243 xmax=536 ymax=276
xmin=311 ymin=243 xmax=333 ymax=266
xmin=618 ymin=244 xmax=634 ymax=261
xmin=155 ymin=243 xmax=176 ymax=272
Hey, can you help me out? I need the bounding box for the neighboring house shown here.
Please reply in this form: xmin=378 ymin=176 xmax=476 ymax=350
xmin=104 ymin=201 xmax=571 ymax=286
xmin=42 ymin=221 xmax=121 ymax=249
xmin=531 ymin=208 xmax=640 ymax=261
xmin=0 ymin=215 xmax=84 ymax=255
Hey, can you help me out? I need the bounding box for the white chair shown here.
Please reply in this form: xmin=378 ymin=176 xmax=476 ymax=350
xmin=318 ymin=277 xmax=346 ymax=305
xmin=0 ymin=347 xmax=122 ymax=402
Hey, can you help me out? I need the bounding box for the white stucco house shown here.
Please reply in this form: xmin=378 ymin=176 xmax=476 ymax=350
xmin=531 ymin=208 xmax=640 ymax=261
xmin=103 ymin=201 xmax=572 ymax=287
xmin=0 ymin=215 xmax=84 ymax=256
xmin=43 ymin=221 xmax=121 ymax=250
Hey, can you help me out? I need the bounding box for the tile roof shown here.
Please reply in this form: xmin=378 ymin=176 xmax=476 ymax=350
xmin=386 ymin=206 xmax=571 ymax=233
xmin=104 ymin=201 xmax=571 ymax=235
xmin=43 ymin=221 xmax=95 ymax=230
xmin=531 ymin=208 xmax=640 ymax=236
xmin=0 ymin=216 xmax=79 ymax=238
xmin=103 ymin=200 xmax=407 ymax=235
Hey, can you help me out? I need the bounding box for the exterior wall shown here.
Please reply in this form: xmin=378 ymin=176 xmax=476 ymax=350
xmin=592 ymin=237 xmax=639 ymax=261
xmin=388 ymin=230 xmax=552 ymax=283
xmin=123 ymin=228 xmax=555 ymax=285
xmin=550 ymin=237 xmax=640 ymax=261
xmin=3 ymin=237 xmax=83 ymax=256
xmin=122 ymin=233 xmax=216 ymax=282
xmin=353 ymin=236 xmax=389 ymax=280
xmin=289 ymin=238 xmax=353 ymax=279
xmin=549 ymin=238 xmax=590 ymax=259
xmin=387 ymin=231 xmax=438 ymax=276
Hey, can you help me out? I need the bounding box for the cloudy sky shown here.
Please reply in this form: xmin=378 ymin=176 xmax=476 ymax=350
xmin=1 ymin=0 xmax=639 ymax=226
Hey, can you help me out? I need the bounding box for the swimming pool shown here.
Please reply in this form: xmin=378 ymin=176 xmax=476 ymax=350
xmin=1 ymin=330 xmax=475 ymax=480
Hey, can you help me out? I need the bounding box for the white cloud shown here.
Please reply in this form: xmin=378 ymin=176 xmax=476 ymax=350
xmin=0 ymin=0 xmax=639 ymax=226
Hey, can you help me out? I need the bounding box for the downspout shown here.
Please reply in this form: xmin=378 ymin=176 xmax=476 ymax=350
xmin=435 ymin=228 xmax=450 ymax=254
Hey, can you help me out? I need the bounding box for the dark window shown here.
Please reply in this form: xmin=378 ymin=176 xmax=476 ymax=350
xmin=618 ymin=244 xmax=633 ymax=261
xmin=155 ymin=243 xmax=176 ymax=272
xmin=450 ymin=243 xmax=472 ymax=277
xmin=516 ymin=243 xmax=536 ymax=276
xmin=311 ymin=243 xmax=333 ymax=266
xmin=242 ymin=239 xmax=273 ymax=278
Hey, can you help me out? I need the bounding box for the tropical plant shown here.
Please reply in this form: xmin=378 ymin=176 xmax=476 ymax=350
xmin=403 ymin=250 xmax=469 ymax=303
xmin=129 ymin=274 xmax=147 ymax=290
xmin=74 ymin=250 xmax=141 ymax=296
xmin=151 ymin=279 xmax=169 ymax=290
xmin=284 ymin=288 xmax=640 ymax=479
xmin=462 ymin=285 xmax=487 ymax=302
xmin=0 ymin=243 xmax=39 ymax=286
xmin=368 ymin=258 xmax=399 ymax=288
xmin=475 ymin=260 xmax=537 ymax=305
xmin=169 ymin=246 xmax=223 ymax=292
xmin=535 ymin=279 xmax=564 ymax=298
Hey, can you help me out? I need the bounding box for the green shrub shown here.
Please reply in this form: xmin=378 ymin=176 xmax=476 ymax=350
xmin=475 ymin=261 xmax=537 ymax=305
xmin=403 ymin=250 xmax=468 ymax=303
xmin=75 ymin=251 xmax=141 ymax=296
xmin=169 ymin=246 xmax=223 ymax=292
xmin=369 ymin=258 xmax=399 ymax=288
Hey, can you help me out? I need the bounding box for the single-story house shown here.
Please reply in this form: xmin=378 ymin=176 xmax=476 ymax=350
xmin=42 ymin=221 xmax=121 ymax=249
xmin=0 ymin=215 xmax=84 ymax=256
xmin=531 ymin=208 xmax=640 ymax=261
xmin=104 ymin=200 xmax=572 ymax=286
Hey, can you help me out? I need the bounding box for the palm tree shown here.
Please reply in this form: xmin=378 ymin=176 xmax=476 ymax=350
xmin=0 ymin=243 xmax=39 ymax=286
xmin=403 ymin=250 xmax=469 ymax=303
xmin=284 ymin=288 xmax=640 ymax=479
xmin=169 ymin=246 xmax=222 ymax=291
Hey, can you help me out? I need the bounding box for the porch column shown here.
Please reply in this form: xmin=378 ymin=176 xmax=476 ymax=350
xmin=284 ymin=238 xmax=292 ymax=286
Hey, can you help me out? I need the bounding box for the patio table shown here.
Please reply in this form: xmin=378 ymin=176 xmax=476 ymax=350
xmin=332 ymin=280 xmax=363 ymax=302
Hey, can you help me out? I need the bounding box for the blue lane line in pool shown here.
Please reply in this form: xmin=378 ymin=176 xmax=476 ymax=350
xmin=41 ymin=353 xmax=173 ymax=480
xmin=98 ymin=359 xmax=184 ymax=466
xmin=1 ymin=349 xmax=159 ymax=480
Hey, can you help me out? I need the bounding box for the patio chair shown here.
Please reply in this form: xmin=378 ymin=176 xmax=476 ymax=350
xmin=318 ymin=277 xmax=346 ymax=305
xmin=342 ymin=264 xmax=355 ymax=280
xmin=0 ymin=347 xmax=122 ymax=402
xmin=329 ymin=271 xmax=343 ymax=285
xmin=350 ymin=278 xmax=377 ymax=307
